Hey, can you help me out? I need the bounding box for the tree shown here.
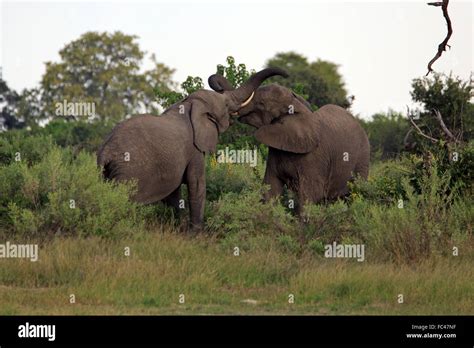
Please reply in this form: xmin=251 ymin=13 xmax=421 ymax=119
xmin=156 ymin=76 xmax=204 ymax=109
xmin=41 ymin=31 xmax=175 ymax=122
xmin=410 ymin=73 xmax=473 ymax=143
xmin=16 ymin=88 xmax=44 ymax=128
xmin=407 ymin=73 xmax=473 ymax=195
xmin=359 ymin=112 xmax=409 ymax=160
xmin=265 ymin=52 xmax=351 ymax=109
xmin=0 ymin=74 xmax=22 ymax=130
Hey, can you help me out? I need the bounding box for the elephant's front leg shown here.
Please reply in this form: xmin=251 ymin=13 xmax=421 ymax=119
xmin=186 ymin=155 xmax=206 ymax=232
xmin=262 ymin=168 xmax=284 ymax=202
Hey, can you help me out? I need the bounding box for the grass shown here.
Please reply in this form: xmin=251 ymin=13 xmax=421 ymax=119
xmin=0 ymin=227 xmax=472 ymax=315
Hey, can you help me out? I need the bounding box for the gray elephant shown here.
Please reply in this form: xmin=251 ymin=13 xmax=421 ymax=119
xmin=97 ymin=68 xmax=287 ymax=230
xmin=209 ymin=75 xmax=370 ymax=212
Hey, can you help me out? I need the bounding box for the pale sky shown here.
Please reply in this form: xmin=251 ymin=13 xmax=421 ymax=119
xmin=1 ymin=0 xmax=473 ymax=119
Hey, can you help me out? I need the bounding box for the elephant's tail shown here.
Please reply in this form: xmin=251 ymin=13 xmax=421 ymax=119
xmin=97 ymin=148 xmax=115 ymax=180
xmin=101 ymin=161 xmax=113 ymax=180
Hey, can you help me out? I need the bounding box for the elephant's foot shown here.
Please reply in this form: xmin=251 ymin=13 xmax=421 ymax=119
xmin=188 ymin=222 xmax=203 ymax=235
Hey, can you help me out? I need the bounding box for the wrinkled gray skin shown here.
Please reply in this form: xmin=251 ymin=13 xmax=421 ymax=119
xmin=97 ymin=68 xmax=287 ymax=230
xmin=209 ymin=75 xmax=370 ymax=212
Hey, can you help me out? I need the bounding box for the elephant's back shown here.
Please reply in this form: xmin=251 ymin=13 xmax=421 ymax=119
xmin=314 ymin=105 xmax=370 ymax=195
xmin=316 ymin=105 xmax=368 ymax=151
xmin=97 ymin=114 xmax=191 ymax=203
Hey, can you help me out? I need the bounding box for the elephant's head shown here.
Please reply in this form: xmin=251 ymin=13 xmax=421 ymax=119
xmin=208 ymin=74 xmax=319 ymax=154
xmin=185 ymin=68 xmax=288 ymax=153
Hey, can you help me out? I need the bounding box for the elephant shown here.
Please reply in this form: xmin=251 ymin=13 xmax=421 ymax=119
xmin=208 ymin=74 xmax=370 ymax=213
xmin=97 ymin=68 xmax=288 ymax=230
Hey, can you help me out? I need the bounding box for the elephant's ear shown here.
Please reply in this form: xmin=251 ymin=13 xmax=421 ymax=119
xmin=255 ymin=111 xmax=319 ymax=154
xmin=189 ymin=99 xmax=219 ymax=154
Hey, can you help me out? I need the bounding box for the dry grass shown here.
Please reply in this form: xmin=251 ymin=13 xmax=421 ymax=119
xmin=0 ymin=228 xmax=472 ymax=315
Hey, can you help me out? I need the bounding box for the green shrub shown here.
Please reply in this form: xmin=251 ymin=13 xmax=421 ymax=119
xmin=0 ymin=120 xmax=113 ymax=166
xmin=301 ymin=200 xmax=355 ymax=244
xmin=410 ymin=140 xmax=474 ymax=195
xmin=307 ymin=239 xmax=325 ymax=256
xmin=0 ymin=146 xmax=142 ymax=238
xmin=206 ymin=187 xmax=296 ymax=237
xmin=349 ymin=159 xmax=412 ymax=204
xmin=0 ymin=132 xmax=55 ymax=166
xmin=36 ymin=119 xmax=113 ymax=153
xmin=350 ymin=168 xmax=472 ymax=262
xmin=206 ymin=147 xmax=265 ymax=201
xmin=276 ymin=234 xmax=300 ymax=254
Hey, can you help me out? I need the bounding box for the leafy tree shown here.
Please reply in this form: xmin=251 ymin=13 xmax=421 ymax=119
xmin=16 ymin=88 xmax=44 ymax=129
xmin=41 ymin=31 xmax=175 ymax=122
xmin=407 ymin=74 xmax=473 ymax=195
xmin=266 ymin=52 xmax=351 ymax=109
xmin=156 ymin=76 xmax=204 ymax=109
xmin=0 ymin=75 xmax=22 ymax=130
xmin=216 ymin=56 xmax=255 ymax=88
xmin=410 ymin=73 xmax=473 ymax=142
xmin=360 ymin=112 xmax=409 ymax=160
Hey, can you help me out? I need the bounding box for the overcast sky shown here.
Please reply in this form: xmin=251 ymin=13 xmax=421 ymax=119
xmin=1 ymin=0 xmax=472 ymax=118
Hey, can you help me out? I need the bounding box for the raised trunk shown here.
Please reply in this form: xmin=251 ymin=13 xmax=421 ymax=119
xmin=211 ymin=68 xmax=288 ymax=104
xmin=208 ymin=74 xmax=233 ymax=92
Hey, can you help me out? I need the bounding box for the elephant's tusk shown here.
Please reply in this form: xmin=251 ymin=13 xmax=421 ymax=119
xmin=240 ymin=92 xmax=254 ymax=108
xmin=230 ymin=92 xmax=255 ymax=116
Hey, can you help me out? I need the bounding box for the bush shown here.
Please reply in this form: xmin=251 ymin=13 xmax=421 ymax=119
xmin=35 ymin=119 xmax=113 ymax=153
xmin=206 ymin=146 xmax=266 ymax=201
xmin=0 ymin=146 xmax=142 ymax=238
xmin=206 ymin=187 xmax=296 ymax=237
xmin=301 ymin=200 xmax=355 ymax=244
xmin=0 ymin=132 xmax=55 ymax=166
xmin=349 ymin=159 xmax=412 ymax=204
xmin=410 ymin=140 xmax=474 ymax=195
xmin=350 ymin=165 xmax=472 ymax=262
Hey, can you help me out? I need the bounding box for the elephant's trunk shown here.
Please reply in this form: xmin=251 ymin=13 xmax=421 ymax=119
xmin=208 ymin=74 xmax=234 ymax=92
xmin=214 ymin=68 xmax=288 ymax=106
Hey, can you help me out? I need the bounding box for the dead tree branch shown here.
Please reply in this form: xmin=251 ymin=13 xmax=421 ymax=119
xmin=433 ymin=109 xmax=459 ymax=143
xmin=407 ymin=106 xmax=439 ymax=143
xmin=426 ymin=0 xmax=453 ymax=75
xmin=406 ymin=106 xmax=461 ymax=146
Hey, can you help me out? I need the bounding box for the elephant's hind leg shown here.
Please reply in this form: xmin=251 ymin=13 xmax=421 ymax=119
xmin=162 ymin=185 xmax=182 ymax=214
xmin=354 ymin=160 xmax=369 ymax=180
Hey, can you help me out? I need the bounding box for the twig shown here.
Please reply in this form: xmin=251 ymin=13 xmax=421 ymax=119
xmin=426 ymin=0 xmax=453 ymax=75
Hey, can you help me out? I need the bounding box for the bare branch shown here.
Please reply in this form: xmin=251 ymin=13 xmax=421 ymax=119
xmin=432 ymin=109 xmax=459 ymax=143
xmin=406 ymin=106 xmax=439 ymax=143
xmin=426 ymin=0 xmax=453 ymax=75
xmin=403 ymin=128 xmax=418 ymax=150
xmin=403 ymin=128 xmax=413 ymax=147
